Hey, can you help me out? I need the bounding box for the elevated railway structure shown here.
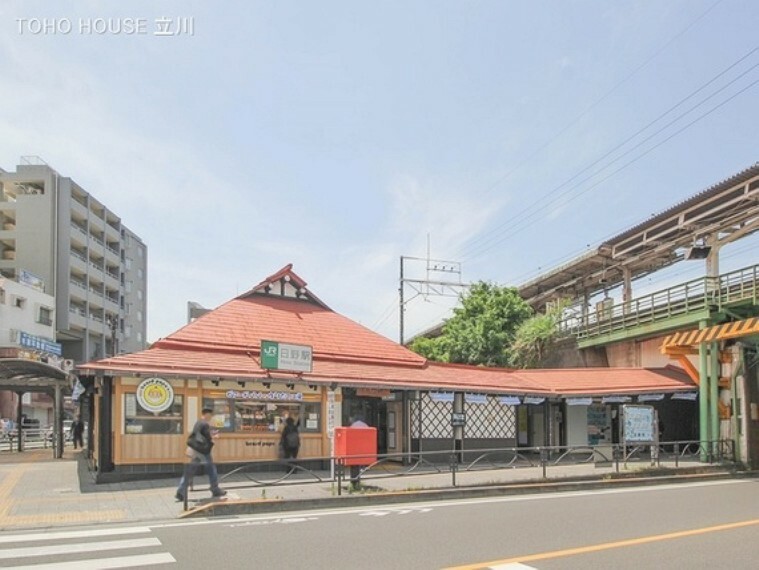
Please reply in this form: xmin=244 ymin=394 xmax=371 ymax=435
xmin=518 ymin=162 xmax=759 ymax=466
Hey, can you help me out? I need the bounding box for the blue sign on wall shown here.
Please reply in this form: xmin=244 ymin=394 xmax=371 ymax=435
xmin=18 ymin=332 xmax=62 ymax=356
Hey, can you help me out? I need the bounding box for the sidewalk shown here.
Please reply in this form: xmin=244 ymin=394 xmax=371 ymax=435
xmin=0 ymin=449 xmax=731 ymax=531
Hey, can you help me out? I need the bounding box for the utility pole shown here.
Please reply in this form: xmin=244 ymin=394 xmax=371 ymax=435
xmin=398 ymin=242 xmax=469 ymax=344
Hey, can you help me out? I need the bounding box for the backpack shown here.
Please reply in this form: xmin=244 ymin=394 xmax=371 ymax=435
xmin=285 ymin=429 xmax=300 ymax=450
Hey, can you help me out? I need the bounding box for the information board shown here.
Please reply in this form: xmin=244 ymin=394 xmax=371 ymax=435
xmin=622 ymin=405 xmax=656 ymax=443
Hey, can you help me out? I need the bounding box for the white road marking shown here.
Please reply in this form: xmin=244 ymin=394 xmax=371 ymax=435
xmin=0 ymin=537 xmax=161 ymax=560
xmin=152 ymin=478 xmax=747 ymax=530
xmin=4 ymin=552 xmax=176 ymax=569
xmin=489 ymin=564 xmax=536 ymax=569
xmin=0 ymin=527 xmax=152 ymax=545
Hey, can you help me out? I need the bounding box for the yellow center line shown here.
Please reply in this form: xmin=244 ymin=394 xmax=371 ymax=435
xmin=445 ymin=518 xmax=759 ymax=569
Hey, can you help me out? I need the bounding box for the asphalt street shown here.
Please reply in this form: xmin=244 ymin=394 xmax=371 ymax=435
xmin=0 ymin=479 xmax=757 ymax=569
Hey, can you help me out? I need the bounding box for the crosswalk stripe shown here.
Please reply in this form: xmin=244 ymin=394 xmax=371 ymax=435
xmin=0 ymin=538 xmax=161 ymax=560
xmin=0 ymin=527 xmax=151 ymax=545
xmin=3 ymin=552 xmax=177 ymax=569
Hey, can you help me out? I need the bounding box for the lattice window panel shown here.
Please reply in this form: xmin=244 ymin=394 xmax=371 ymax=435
xmin=464 ymin=399 xmax=516 ymax=439
xmin=411 ymin=394 xmax=453 ymax=439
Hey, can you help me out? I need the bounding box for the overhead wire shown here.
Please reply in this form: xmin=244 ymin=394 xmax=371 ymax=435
xmin=456 ymin=46 xmax=759 ymax=261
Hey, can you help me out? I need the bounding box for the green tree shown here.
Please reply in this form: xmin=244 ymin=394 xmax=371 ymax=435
xmin=510 ymin=302 xmax=566 ymax=368
xmin=408 ymin=335 xmax=450 ymax=362
xmin=410 ymin=282 xmax=532 ymax=367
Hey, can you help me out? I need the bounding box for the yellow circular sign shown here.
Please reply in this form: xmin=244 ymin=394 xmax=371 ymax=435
xmin=136 ymin=377 xmax=174 ymax=413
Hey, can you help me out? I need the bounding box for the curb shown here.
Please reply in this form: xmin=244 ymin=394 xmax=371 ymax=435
xmin=179 ymin=467 xmax=753 ymax=519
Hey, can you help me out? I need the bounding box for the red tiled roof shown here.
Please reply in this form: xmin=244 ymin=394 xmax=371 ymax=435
xmin=151 ymin=265 xmax=425 ymax=367
xmin=80 ymin=265 xmax=697 ymax=397
xmin=509 ymin=366 xmax=695 ymax=396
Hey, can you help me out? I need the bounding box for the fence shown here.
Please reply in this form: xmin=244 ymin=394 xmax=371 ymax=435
xmin=181 ymin=439 xmax=735 ymax=511
xmin=560 ymin=263 xmax=759 ymax=341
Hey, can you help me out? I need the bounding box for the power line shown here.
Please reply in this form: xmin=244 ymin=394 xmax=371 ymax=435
xmin=453 ymin=0 xmax=726 ymax=255
xmin=463 ymin=73 xmax=759 ymax=264
xmin=456 ymin=45 xmax=759 ymax=260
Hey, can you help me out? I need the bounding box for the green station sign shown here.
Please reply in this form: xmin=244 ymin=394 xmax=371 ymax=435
xmin=260 ymin=340 xmax=313 ymax=372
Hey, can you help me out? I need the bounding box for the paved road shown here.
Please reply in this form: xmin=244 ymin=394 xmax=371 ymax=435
xmin=0 ymin=479 xmax=757 ymax=569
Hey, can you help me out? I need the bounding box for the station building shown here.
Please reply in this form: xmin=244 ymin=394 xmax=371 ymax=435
xmin=80 ymin=265 xmax=697 ymax=481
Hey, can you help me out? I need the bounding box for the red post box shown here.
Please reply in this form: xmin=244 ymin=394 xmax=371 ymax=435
xmin=334 ymin=426 xmax=377 ymax=466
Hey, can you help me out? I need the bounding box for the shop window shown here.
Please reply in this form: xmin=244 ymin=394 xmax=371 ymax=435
xmin=202 ymin=398 xmax=321 ymax=434
xmin=124 ymin=393 xmax=184 ymax=434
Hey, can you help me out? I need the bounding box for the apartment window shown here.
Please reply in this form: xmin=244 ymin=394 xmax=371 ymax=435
xmin=125 ymin=325 xmax=132 ymax=338
xmin=12 ymin=295 xmax=26 ymax=309
xmin=137 ymin=268 xmax=143 ymax=279
xmin=137 ymin=247 xmax=144 ymax=258
xmin=38 ymin=306 xmax=53 ymax=326
xmin=125 ymin=257 xmax=132 ymax=270
xmin=120 ymin=272 xmax=125 ymax=285
xmin=137 ymin=290 xmax=143 ymax=301
xmin=125 ymin=280 xmax=132 ymax=293
xmin=119 ymin=318 xmax=125 ymax=332
xmin=137 ymin=310 xmax=143 ymax=323
xmin=137 ymin=332 xmax=143 ymax=343
xmin=0 ymin=287 xmax=5 ymax=304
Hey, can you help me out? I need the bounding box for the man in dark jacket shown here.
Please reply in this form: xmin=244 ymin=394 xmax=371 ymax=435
xmin=71 ymin=416 xmax=85 ymax=449
xmin=175 ymin=408 xmax=226 ymax=502
xmin=280 ymin=417 xmax=300 ymax=459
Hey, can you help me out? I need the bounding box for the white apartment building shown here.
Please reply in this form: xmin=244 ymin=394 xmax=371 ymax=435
xmin=0 ymin=275 xmax=60 ymax=422
xmin=0 ymin=156 xmax=147 ymax=362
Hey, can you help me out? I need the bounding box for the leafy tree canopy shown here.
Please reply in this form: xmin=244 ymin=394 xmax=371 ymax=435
xmin=409 ymin=282 xmax=533 ymax=367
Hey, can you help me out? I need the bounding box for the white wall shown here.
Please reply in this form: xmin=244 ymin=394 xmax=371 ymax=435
xmin=566 ymin=405 xmax=588 ymax=447
xmin=0 ymin=278 xmax=56 ymax=346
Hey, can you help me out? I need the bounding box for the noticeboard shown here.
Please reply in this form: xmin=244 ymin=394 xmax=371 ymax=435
xmin=622 ymin=405 xmax=656 ymax=443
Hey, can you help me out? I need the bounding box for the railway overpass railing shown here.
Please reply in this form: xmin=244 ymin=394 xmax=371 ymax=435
xmin=559 ymin=263 xmax=759 ymax=342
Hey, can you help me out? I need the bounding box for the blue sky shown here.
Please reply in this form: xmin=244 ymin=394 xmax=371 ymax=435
xmin=1 ymin=0 xmax=758 ymax=343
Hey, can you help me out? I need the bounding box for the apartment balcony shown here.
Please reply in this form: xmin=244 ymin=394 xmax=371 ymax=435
xmin=68 ymin=306 xmax=87 ymax=329
xmin=88 ymin=258 xmax=105 ymax=274
xmin=69 ymin=278 xmax=88 ymax=300
xmin=89 ymin=233 xmax=105 ymax=248
xmin=104 ymin=269 xmax=120 ymax=289
xmin=105 ymin=294 xmax=120 ymax=309
xmin=105 ymin=220 xmax=120 ymax=240
xmin=70 ymin=250 xmax=88 ymax=272
xmin=70 ymin=198 xmax=88 ymax=218
xmin=105 ymin=244 xmax=120 ymax=264
xmin=2 ymin=249 xmax=16 ymax=261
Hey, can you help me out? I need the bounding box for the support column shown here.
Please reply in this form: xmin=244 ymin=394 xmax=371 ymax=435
xmin=54 ymin=384 xmax=63 ymax=459
xmin=622 ymin=266 xmax=633 ymax=315
xmin=698 ymin=330 xmax=709 ymax=462
xmin=710 ymin=342 xmax=720 ymax=458
xmin=16 ymin=392 xmax=23 ymax=453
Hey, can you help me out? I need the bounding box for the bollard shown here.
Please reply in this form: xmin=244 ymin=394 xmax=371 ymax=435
xmin=336 ymin=460 xmax=343 ymax=496
xmin=613 ymin=445 xmax=621 ymax=474
xmin=539 ymin=448 xmax=548 ymax=479
xmin=450 ymin=453 xmax=458 ymax=487
xmin=674 ymin=442 xmax=679 ymax=468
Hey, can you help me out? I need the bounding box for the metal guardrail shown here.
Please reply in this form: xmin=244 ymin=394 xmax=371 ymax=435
xmin=0 ymin=428 xmax=77 ymax=454
xmin=560 ymin=263 xmax=759 ymax=340
xmin=181 ymin=439 xmax=735 ymax=511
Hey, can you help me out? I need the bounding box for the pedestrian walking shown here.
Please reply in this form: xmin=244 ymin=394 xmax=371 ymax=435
xmin=175 ymin=408 xmax=227 ymax=502
xmin=280 ymin=416 xmax=300 ymax=473
xmin=71 ymin=416 xmax=85 ymax=449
